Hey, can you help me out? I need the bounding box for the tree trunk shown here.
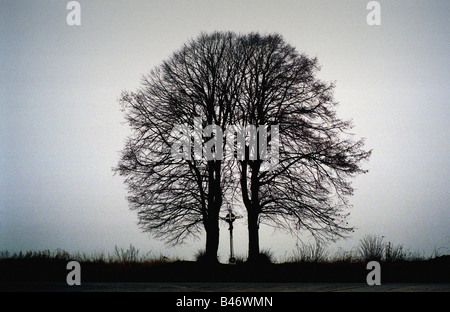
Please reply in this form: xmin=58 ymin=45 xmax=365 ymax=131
xmin=205 ymin=214 xmax=220 ymax=263
xmin=241 ymin=159 xmax=262 ymax=263
xmin=247 ymin=160 xmax=261 ymax=262
xmin=204 ymin=161 xmax=222 ymax=264
xmin=247 ymin=208 xmax=260 ymax=262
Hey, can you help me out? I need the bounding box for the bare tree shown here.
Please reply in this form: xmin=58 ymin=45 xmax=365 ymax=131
xmin=114 ymin=32 xmax=243 ymax=262
xmin=116 ymin=31 xmax=371 ymax=264
xmin=233 ymin=33 xmax=371 ymax=261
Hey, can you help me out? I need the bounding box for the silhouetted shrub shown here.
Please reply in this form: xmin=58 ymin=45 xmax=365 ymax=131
xmin=112 ymin=244 xmax=142 ymax=263
xmin=289 ymin=242 xmax=330 ymax=263
xmin=194 ymin=249 xmax=208 ymax=263
xmin=248 ymin=249 xmax=275 ymax=264
xmin=385 ymin=242 xmax=405 ymax=262
xmin=357 ymin=235 xmax=385 ymax=262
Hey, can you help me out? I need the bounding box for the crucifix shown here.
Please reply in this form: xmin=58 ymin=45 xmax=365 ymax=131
xmin=221 ymin=209 xmax=241 ymax=264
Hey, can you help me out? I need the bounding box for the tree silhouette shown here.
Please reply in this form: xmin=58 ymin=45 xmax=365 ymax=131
xmin=115 ymin=31 xmax=371 ymax=264
xmin=233 ymin=33 xmax=371 ymax=261
xmin=115 ymin=32 xmax=243 ymax=262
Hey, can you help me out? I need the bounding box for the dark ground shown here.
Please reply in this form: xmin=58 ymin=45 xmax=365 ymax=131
xmin=1 ymin=282 xmax=449 ymax=292
xmin=1 ymin=256 xmax=448 ymax=292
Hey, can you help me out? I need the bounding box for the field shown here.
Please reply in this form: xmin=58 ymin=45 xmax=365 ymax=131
xmin=0 ymin=242 xmax=449 ymax=291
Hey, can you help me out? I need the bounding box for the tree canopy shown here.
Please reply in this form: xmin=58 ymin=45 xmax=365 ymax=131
xmin=115 ymin=31 xmax=371 ymax=262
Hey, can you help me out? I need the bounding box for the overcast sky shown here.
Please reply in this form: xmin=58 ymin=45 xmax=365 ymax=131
xmin=1 ymin=0 xmax=448 ymax=261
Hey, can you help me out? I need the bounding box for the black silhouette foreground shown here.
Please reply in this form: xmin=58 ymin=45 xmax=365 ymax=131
xmin=1 ymin=237 xmax=448 ymax=288
xmin=0 ymin=250 xmax=448 ymax=286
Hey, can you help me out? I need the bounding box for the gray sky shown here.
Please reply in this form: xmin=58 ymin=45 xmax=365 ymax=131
xmin=1 ymin=0 xmax=449 ymax=261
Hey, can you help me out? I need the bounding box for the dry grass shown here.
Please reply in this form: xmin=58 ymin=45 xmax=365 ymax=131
xmin=1 ymin=235 xmax=447 ymax=265
xmin=0 ymin=244 xmax=176 ymax=265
